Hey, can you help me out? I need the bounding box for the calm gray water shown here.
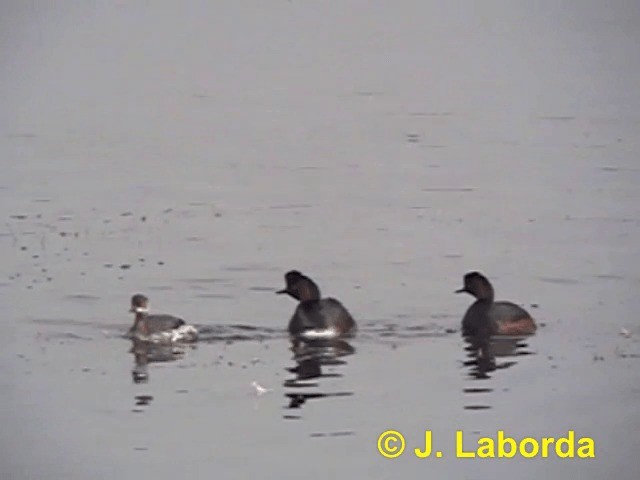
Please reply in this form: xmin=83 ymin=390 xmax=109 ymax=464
xmin=1 ymin=1 xmax=640 ymax=479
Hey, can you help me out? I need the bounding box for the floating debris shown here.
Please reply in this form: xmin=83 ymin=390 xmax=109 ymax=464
xmin=251 ymin=381 xmax=272 ymax=396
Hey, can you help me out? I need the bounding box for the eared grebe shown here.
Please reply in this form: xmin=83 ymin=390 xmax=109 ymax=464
xmin=276 ymin=270 xmax=357 ymax=340
xmin=455 ymin=272 xmax=537 ymax=336
xmin=127 ymin=294 xmax=198 ymax=343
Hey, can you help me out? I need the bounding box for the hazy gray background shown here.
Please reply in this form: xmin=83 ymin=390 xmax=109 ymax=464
xmin=1 ymin=1 xmax=639 ymax=479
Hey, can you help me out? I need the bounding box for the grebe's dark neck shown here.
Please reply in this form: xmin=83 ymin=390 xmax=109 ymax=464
xmin=298 ymin=280 xmax=321 ymax=302
xmin=470 ymin=277 xmax=494 ymax=302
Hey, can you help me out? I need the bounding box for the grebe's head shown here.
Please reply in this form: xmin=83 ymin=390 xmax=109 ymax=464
xmin=276 ymin=270 xmax=321 ymax=302
xmin=455 ymin=271 xmax=494 ymax=300
xmin=129 ymin=294 xmax=149 ymax=314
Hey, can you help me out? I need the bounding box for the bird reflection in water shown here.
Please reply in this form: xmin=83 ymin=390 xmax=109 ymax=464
xmin=462 ymin=332 xmax=535 ymax=410
xmin=129 ymin=337 xmax=191 ymax=384
xmin=283 ymin=338 xmax=355 ymax=418
xmin=463 ymin=333 xmax=534 ymax=379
